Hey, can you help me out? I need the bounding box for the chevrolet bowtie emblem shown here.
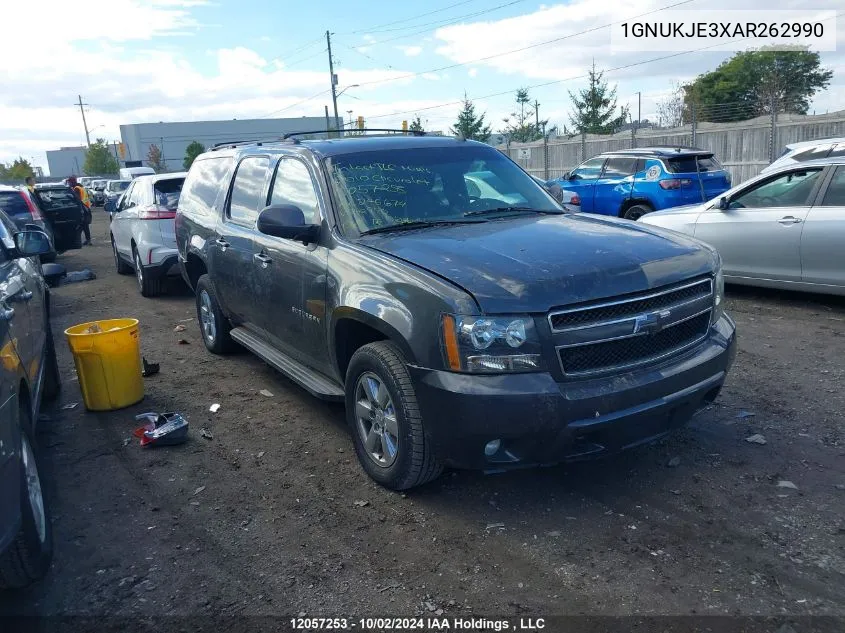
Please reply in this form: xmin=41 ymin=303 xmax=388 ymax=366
xmin=632 ymin=309 xmax=672 ymax=334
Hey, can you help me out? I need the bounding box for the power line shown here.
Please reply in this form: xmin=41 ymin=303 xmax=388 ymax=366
xmin=348 ymin=0 xmax=478 ymax=34
xmin=360 ymin=0 xmax=527 ymax=35
xmin=282 ymin=47 xmax=329 ymax=69
xmin=342 ymin=43 xmax=398 ymax=71
xmin=268 ymin=36 xmax=325 ymax=64
xmin=259 ymin=88 xmax=332 ymax=119
xmin=352 ymin=0 xmax=696 ymax=89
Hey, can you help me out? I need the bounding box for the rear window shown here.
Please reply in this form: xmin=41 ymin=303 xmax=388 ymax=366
xmin=38 ymin=189 xmax=78 ymax=210
xmin=107 ymin=181 xmax=130 ymax=193
xmin=665 ymin=155 xmax=721 ymax=173
xmin=154 ymin=177 xmax=185 ymax=210
xmin=179 ymin=156 xmax=234 ymax=218
xmin=0 ymin=191 xmax=29 ymax=217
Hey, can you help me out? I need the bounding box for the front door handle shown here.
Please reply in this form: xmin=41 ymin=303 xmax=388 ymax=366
xmin=216 ymin=238 xmax=230 ymax=250
xmin=253 ymin=252 xmax=272 ymax=268
xmin=778 ymin=216 xmax=803 ymax=225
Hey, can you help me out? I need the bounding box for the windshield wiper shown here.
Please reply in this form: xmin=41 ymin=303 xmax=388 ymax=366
xmin=463 ymin=206 xmax=564 ymax=217
xmin=359 ymin=219 xmax=484 ymax=236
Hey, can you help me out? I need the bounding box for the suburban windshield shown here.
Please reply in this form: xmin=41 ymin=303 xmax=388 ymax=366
xmin=325 ymin=145 xmax=560 ymax=235
xmin=108 ymin=181 xmax=130 ymax=192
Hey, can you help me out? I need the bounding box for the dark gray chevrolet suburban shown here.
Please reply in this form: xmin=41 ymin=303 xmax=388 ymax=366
xmin=175 ymin=134 xmax=737 ymax=490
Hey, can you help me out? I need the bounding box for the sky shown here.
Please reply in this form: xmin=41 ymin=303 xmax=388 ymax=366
xmin=2 ymin=0 xmax=843 ymax=173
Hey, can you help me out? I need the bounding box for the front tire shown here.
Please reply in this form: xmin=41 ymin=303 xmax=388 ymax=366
xmin=345 ymin=342 xmax=442 ymax=490
xmin=195 ymin=274 xmax=235 ymax=354
xmin=112 ymin=236 xmax=132 ymax=275
xmin=134 ymin=248 xmax=161 ymax=298
xmin=0 ymin=406 xmax=54 ymax=589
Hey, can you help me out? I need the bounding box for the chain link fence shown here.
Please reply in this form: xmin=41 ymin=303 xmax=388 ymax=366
xmin=503 ymin=107 xmax=845 ymax=185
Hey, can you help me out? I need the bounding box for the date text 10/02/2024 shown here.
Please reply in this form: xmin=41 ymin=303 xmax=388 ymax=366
xmin=289 ymin=617 xmax=546 ymax=631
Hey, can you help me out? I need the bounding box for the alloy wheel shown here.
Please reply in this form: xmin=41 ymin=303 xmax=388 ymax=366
xmin=21 ymin=434 xmax=46 ymax=543
xmin=199 ymin=290 xmax=216 ymax=344
xmin=354 ymin=372 xmax=399 ymax=468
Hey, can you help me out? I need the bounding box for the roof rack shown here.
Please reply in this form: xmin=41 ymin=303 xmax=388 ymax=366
xmin=210 ymin=138 xmax=288 ymax=151
xmin=282 ymin=128 xmax=427 ymax=140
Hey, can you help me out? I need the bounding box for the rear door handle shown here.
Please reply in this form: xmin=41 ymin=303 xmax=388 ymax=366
xmin=778 ymin=216 xmax=803 ymax=225
xmin=253 ymin=252 xmax=272 ymax=268
xmin=215 ymin=238 xmax=230 ymax=250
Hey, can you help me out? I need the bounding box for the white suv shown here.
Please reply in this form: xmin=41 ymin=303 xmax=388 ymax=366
xmin=110 ymin=173 xmax=187 ymax=296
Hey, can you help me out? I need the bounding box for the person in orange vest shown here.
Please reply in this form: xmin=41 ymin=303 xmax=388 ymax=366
xmin=68 ymin=176 xmax=92 ymax=245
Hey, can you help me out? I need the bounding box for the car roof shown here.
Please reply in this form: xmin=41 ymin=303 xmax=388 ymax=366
xmin=0 ymin=184 xmax=23 ymax=193
xmin=785 ymin=137 xmax=845 ymax=151
xmin=133 ymin=172 xmax=189 ymax=184
xmin=208 ymin=135 xmax=484 ymax=160
xmin=603 ymin=146 xmax=713 ymax=158
xmin=765 ymin=156 xmax=845 ymax=172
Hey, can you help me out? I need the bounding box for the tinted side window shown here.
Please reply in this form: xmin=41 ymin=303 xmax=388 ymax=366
xmin=269 ymin=159 xmax=320 ymax=224
xmin=820 ymin=167 xmax=845 ymax=207
xmin=228 ymin=156 xmax=270 ymax=225
xmin=730 ymin=168 xmax=823 ymax=209
xmin=180 ymin=156 xmax=234 ymax=218
xmin=601 ymin=157 xmax=638 ymax=178
xmin=0 ymin=191 xmax=28 ymax=218
xmin=666 ymin=155 xmax=721 ymax=173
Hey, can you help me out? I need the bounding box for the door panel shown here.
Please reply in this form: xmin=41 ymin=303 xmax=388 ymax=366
xmin=693 ymin=167 xmax=824 ymax=281
xmin=560 ymin=157 xmax=605 ymax=213
xmin=801 ymin=166 xmax=845 ymax=286
xmin=593 ymin=156 xmax=637 ymax=216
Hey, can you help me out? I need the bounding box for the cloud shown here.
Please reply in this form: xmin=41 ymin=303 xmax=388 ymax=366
xmin=397 ymin=45 xmax=423 ymax=57
xmin=468 ymin=68 xmax=478 ymax=78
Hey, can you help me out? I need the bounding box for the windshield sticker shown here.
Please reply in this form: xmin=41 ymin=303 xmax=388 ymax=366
xmin=645 ymin=165 xmax=661 ymax=181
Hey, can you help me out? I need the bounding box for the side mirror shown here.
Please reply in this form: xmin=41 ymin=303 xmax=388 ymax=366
xmin=105 ymin=200 xmax=115 ymax=213
xmin=562 ymin=171 xmax=571 ymax=180
xmin=718 ymin=196 xmax=729 ymax=210
xmin=15 ymin=230 xmax=52 ymax=257
xmin=257 ymin=205 xmax=320 ymax=244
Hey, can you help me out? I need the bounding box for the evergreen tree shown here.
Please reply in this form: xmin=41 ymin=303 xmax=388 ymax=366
xmin=450 ymin=94 xmax=492 ymax=142
xmin=500 ymin=88 xmax=544 ymax=143
xmin=408 ymin=116 xmax=424 ymax=133
xmin=568 ymin=62 xmax=628 ymax=134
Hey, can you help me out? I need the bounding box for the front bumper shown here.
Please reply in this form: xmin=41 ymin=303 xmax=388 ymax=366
xmin=410 ymin=314 xmax=736 ymax=470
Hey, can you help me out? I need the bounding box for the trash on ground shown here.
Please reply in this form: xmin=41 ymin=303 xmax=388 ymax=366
xmin=546 ymin=530 xmax=561 ymax=537
xmin=177 ymin=338 xmax=190 ymax=345
xmin=745 ymin=433 xmax=767 ymax=445
xmin=174 ymin=324 xmax=186 ymax=332
xmin=353 ymin=500 xmax=369 ymax=507
xmin=62 ymin=269 xmax=97 ymax=285
xmin=178 ymin=317 xmax=194 ymax=323
xmin=736 ymin=410 xmax=756 ymax=419
xmin=259 ymin=389 xmax=274 ymax=397
xmin=200 ymin=427 xmax=213 ymax=440
xmin=62 ymin=402 xmax=79 ymax=410
xmin=133 ymin=412 xmax=189 ymax=447
xmin=485 ymin=523 xmax=505 ymax=530
xmin=257 ymin=451 xmax=265 ymax=459
xmin=193 ymin=486 xmax=206 ymax=496
xmin=209 ymin=403 xmax=220 ymax=413
xmin=777 ymin=480 xmax=798 ymax=490
xmin=142 ymin=357 xmax=160 ymax=377
xmin=666 ymin=456 xmax=681 ymax=468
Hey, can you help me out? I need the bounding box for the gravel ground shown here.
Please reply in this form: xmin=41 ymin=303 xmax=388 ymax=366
xmin=1 ymin=212 xmax=843 ymax=629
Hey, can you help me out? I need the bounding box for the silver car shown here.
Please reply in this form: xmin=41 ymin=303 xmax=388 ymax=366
xmin=640 ymin=159 xmax=845 ymax=295
xmin=110 ymin=172 xmax=187 ymax=297
xmin=762 ymin=137 xmax=845 ymax=175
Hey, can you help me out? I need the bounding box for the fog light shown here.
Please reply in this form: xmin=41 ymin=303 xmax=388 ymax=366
xmin=484 ymin=439 xmax=502 ymax=457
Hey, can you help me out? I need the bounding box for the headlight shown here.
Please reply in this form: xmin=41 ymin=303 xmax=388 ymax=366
xmin=713 ymin=266 xmax=725 ymax=324
xmin=441 ymin=315 xmax=545 ymax=373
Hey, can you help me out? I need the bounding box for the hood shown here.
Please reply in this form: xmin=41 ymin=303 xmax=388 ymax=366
xmin=645 ymin=202 xmax=706 ymax=217
xmin=359 ymin=214 xmax=717 ymax=313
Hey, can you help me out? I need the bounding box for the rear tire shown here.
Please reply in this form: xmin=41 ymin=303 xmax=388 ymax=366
xmin=134 ymin=248 xmax=161 ymax=298
xmin=622 ymin=204 xmax=653 ymax=221
xmin=345 ymin=342 xmax=443 ymax=490
xmin=195 ymin=274 xmax=235 ymax=354
xmin=0 ymin=405 xmax=54 ymax=589
xmin=112 ymin=236 xmax=132 ymax=275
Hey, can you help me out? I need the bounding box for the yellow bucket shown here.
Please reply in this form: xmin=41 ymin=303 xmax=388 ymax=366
xmin=64 ymin=318 xmax=144 ymax=411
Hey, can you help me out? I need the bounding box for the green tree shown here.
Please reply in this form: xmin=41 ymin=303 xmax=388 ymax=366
xmin=500 ymin=88 xmax=544 ymax=143
xmin=450 ymin=94 xmax=492 ymax=142
xmin=147 ymin=143 xmax=165 ymax=172
xmin=568 ymin=62 xmax=628 ymax=135
xmin=683 ymin=47 xmax=833 ymax=122
xmin=408 ymin=116 xmax=424 ymax=133
xmin=6 ymin=157 xmax=35 ymax=180
xmin=83 ymin=139 xmax=119 ymax=175
xmin=183 ymin=141 xmax=206 ymax=170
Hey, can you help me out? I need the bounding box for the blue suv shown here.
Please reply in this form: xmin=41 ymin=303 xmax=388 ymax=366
xmin=549 ymin=147 xmax=731 ymax=220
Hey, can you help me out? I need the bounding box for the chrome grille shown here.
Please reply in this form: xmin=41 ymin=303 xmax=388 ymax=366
xmin=550 ymin=278 xmax=714 ymax=377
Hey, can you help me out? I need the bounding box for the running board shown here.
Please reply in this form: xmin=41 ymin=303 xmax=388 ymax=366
xmin=229 ymin=327 xmax=345 ymax=401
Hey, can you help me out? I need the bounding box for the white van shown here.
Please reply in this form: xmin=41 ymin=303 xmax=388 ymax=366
xmin=119 ymin=167 xmax=156 ymax=180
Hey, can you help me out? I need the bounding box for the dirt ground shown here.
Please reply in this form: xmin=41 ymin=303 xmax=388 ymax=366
xmin=1 ymin=212 xmax=844 ymax=628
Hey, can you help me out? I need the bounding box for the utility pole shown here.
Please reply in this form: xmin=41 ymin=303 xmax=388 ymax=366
xmin=76 ymin=95 xmax=91 ymax=147
xmin=534 ymin=100 xmax=540 ymax=132
xmin=326 ymin=31 xmax=339 ymax=137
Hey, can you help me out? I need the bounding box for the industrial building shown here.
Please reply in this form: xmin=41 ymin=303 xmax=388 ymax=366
xmin=46 ymin=115 xmax=342 ymax=176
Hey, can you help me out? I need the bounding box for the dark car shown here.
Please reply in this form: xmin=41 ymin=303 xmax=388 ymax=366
xmin=0 ymin=186 xmax=57 ymax=262
xmin=0 ymin=210 xmax=60 ymax=588
xmin=27 ymin=185 xmax=86 ymax=252
xmin=548 ymin=147 xmax=731 ymax=220
xmin=176 ymin=134 xmax=736 ymax=490
xmin=90 ymin=180 xmax=108 ymax=207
